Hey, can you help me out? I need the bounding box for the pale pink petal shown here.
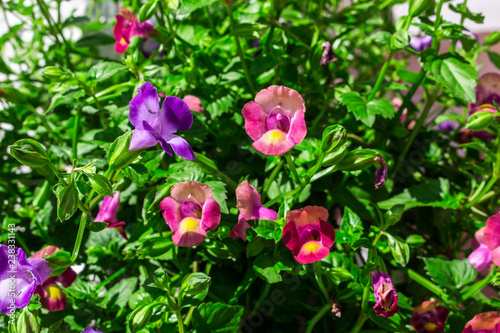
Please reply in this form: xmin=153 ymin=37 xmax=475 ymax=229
xmin=254 ymin=86 xmax=306 ymax=117
xmin=286 ymin=206 xmax=329 ymax=228
xmin=170 ymin=181 xmax=213 ymax=204
xmin=252 ymin=129 xmax=294 ymax=155
xmin=468 ymin=243 xmax=492 ymax=271
xmin=31 ymin=246 xmax=59 ymax=259
xmin=183 ymin=95 xmax=205 ymax=114
xmin=236 ymin=180 xmax=262 ymax=220
xmin=257 ymin=207 xmax=278 ymax=221
xmin=230 ymin=215 xmax=252 ymax=241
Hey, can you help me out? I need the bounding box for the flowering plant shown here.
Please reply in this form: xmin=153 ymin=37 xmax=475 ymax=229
xmin=2 ymin=0 xmax=500 ymax=332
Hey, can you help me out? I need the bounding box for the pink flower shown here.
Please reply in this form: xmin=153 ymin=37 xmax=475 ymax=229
xmin=463 ymin=312 xmax=500 ymax=333
xmin=371 ymin=270 xmax=400 ymax=318
xmin=410 ymin=300 xmax=449 ymax=333
xmin=183 ymin=95 xmax=205 ymax=114
xmin=32 ymin=246 xmax=77 ymax=312
xmin=484 ymin=212 xmax=500 ymax=267
xmin=95 ymin=192 xmax=128 ymax=240
xmin=114 ymin=7 xmax=156 ymax=54
xmin=282 ymin=206 xmax=335 ymax=264
xmin=470 ymin=73 xmax=500 ymax=114
xmin=467 ymin=227 xmax=493 ymax=271
xmin=230 ymin=181 xmax=278 ymax=241
xmin=242 ymin=85 xmax=307 ymax=155
xmin=161 ymin=181 xmax=221 ymax=246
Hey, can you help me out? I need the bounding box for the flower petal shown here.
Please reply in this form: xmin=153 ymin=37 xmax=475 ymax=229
xmin=28 ymin=258 xmax=54 ymax=283
xmin=242 ymin=101 xmax=267 ymax=141
xmin=94 ymin=193 xmax=121 ymax=225
xmin=201 ymin=198 xmax=221 ymax=231
xmin=468 ymin=243 xmax=492 ymax=271
xmin=286 ymin=206 xmax=329 ymax=228
xmin=172 ymin=217 xmax=206 ymax=246
xmin=165 ymin=134 xmax=195 ymax=160
xmin=40 ymin=282 xmax=67 ymax=311
xmin=254 ymin=86 xmax=306 ymax=117
xmin=484 ymin=212 xmax=500 ymax=251
xmin=282 ymin=221 xmax=301 ymax=256
xmin=160 ymin=96 xmax=193 ymax=134
xmin=129 ymin=129 xmax=158 ymax=151
xmin=56 ymin=267 xmax=78 ymax=288
xmin=161 ymin=197 xmax=181 ymax=232
xmin=129 ymin=82 xmax=160 ymax=130
xmin=464 ymin=311 xmax=500 ymax=332
xmin=319 ymin=220 xmax=336 ymax=249
xmin=170 ymin=181 xmax=213 ymax=205
xmin=230 ymin=215 xmax=252 ymax=241
xmin=286 ymin=109 xmax=307 ymax=146
xmin=236 ymin=180 xmax=262 ymax=220
xmin=114 ymin=15 xmax=126 ymax=40
xmin=295 ymin=241 xmax=330 ymax=264
xmin=257 ymin=207 xmax=278 ymax=221
xmin=183 ymin=95 xmax=205 ymax=114
xmin=491 ymin=246 xmax=500 ymax=268
xmin=31 ymin=246 xmax=59 ymax=259
xmin=253 ymin=129 xmax=294 ymax=155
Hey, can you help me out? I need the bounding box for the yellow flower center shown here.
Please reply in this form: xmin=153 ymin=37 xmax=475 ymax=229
xmin=302 ymin=241 xmax=321 ymax=253
xmin=180 ymin=218 xmax=199 ymax=233
xmin=120 ymin=38 xmax=127 ymax=45
xmin=265 ymin=130 xmax=286 ymax=144
xmin=46 ymin=284 xmax=63 ymax=300
xmin=425 ymin=323 xmax=439 ymax=331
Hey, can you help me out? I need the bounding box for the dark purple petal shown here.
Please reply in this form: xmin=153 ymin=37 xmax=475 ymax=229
xmin=374 ymin=154 xmax=387 ymax=189
xmin=129 ymin=129 xmax=158 ymax=151
xmin=159 ymin=96 xmax=193 ymax=134
xmin=141 ymin=38 xmax=160 ymax=58
xmin=82 ymin=328 xmax=104 ymax=333
xmin=165 ymin=134 xmax=195 ymax=160
xmin=371 ymin=270 xmax=399 ymax=318
xmin=320 ymin=41 xmax=336 ymax=66
xmin=56 ymin=267 xmax=78 ymax=288
xmin=129 ymin=82 xmax=160 ymax=130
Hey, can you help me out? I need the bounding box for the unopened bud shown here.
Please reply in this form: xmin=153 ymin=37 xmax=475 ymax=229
xmin=181 ymin=272 xmax=211 ymax=296
xmin=128 ymin=304 xmax=153 ymax=333
xmin=108 ymin=131 xmax=144 ymax=170
xmin=9 ymin=139 xmax=50 ymax=168
xmin=466 ymin=111 xmax=495 ymax=131
xmin=321 ymin=125 xmax=347 ymax=154
xmin=334 ymin=149 xmax=378 ymax=171
xmin=17 ymin=308 xmax=40 ymax=333
xmin=42 ymin=66 xmax=72 ymax=81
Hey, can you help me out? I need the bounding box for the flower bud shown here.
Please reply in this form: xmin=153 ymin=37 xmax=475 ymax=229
xmin=322 ymin=145 xmax=348 ymax=167
xmin=9 ymin=139 xmax=50 ymax=168
xmin=138 ymin=0 xmax=157 ymax=22
xmin=128 ymin=304 xmax=153 ymax=333
xmin=16 ymin=308 xmax=40 ymax=333
xmin=466 ymin=111 xmax=494 ymax=131
xmin=180 ymin=272 xmax=211 ymax=296
xmin=409 ymin=0 xmax=433 ymax=17
xmin=87 ymin=174 xmax=113 ymax=197
xmin=42 ymin=66 xmax=72 ymax=81
xmin=334 ymin=149 xmax=378 ymax=171
xmin=108 ymin=131 xmax=144 ymax=170
xmin=321 ymin=125 xmax=347 ymax=154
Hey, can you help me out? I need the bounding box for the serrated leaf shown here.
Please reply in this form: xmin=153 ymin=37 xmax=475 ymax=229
xmin=339 ymin=92 xmax=373 ymax=127
xmin=385 ymin=233 xmax=410 ymax=266
xmin=341 ymin=206 xmax=363 ymax=244
xmin=423 ymin=258 xmax=477 ymax=290
xmin=192 ymin=302 xmax=244 ymax=333
xmin=367 ymin=98 xmax=397 ymax=119
xmin=432 ymin=56 xmax=478 ymax=103
xmin=89 ymin=61 xmax=126 ymax=82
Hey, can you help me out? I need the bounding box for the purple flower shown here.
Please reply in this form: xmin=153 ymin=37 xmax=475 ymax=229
xmin=140 ymin=38 xmax=161 ymax=58
xmin=467 ymin=227 xmax=493 ymax=271
xmin=436 ymin=121 xmax=458 ymax=131
xmin=320 ymin=41 xmax=337 ymax=66
xmin=82 ymin=328 xmax=103 ymax=333
xmin=128 ymin=82 xmax=195 ymax=160
xmin=410 ymin=35 xmax=433 ymax=52
xmin=371 ymin=270 xmax=400 ymax=318
xmin=470 ymin=73 xmax=500 ymax=114
xmin=411 ymin=300 xmax=449 ymax=333
xmin=230 ymin=180 xmax=278 ymax=241
xmin=0 ymin=245 xmax=53 ymax=315
xmin=374 ymin=154 xmax=387 ymax=189
xmin=95 ymin=192 xmax=128 ymax=240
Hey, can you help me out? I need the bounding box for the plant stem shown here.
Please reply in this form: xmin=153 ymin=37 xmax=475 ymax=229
xmin=367 ymin=50 xmax=395 ymax=102
xmin=405 ymin=268 xmax=444 ymax=297
xmin=227 ymin=5 xmax=255 ymax=94
xmin=175 ymin=308 xmax=185 ymax=333
xmin=48 ymin=163 xmax=67 ymax=186
xmin=313 ymin=261 xmax=329 ymax=302
xmin=462 ymin=268 xmax=496 ymax=300
xmin=72 ymin=105 xmax=82 ymax=160
xmin=70 ymin=212 xmax=88 ymax=262
xmin=262 ymin=160 xmax=284 ymax=201
xmin=305 ymin=303 xmax=331 ymax=333
xmin=95 ymin=261 xmax=133 ymax=291
xmin=285 ymin=153 xmax=301 ymax=185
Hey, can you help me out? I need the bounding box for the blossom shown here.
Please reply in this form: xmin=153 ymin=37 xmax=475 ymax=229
xmin=242 ymin=85 xmax=307 ymax=155
xmin=32 ymin=246 xmax=77 ymax=311
xmin=95 ymin=192 xmax=128 ymax=240
xmin=282 ymin=206 xmax=335 ymax=264
xmin=230 ymin=180 xmax=278 ymax=241
xmin=141 ymin=38 xmax=161 ymax=58
xmin=374 ymin=154 xmax=387 ymax=189
xmin=0 ymin=245 xmax=53 ymax=315
xmin=410 ymin=300 xmax=449 ymax=333
xmin=161 ymin=181 xmax=221 ymax=246
xmin=470 ymin=73 xmax=500 ymax=114
xmin=410 ymin=35 xmax=433 ymax=52
xmin=463 ymin=312 xmax=500 ymax=333
xmin=436 ymin=121 xmax=458 ymax=131
xmin=320 ymin=41 xmax=337 ymax=66
xmin=371 ymin=270 xmax=400 ymax=318
xmin=128 ymin=82 xmax=195 ymax=160
xmin=183 ymin=95 xmax=205 ymax=114
xmin=484 ymin=212 xmax=500 ymax=267
xmin=114 ymin=7 xmax=155 ymax=53
xmin=467 ymin=227 xmax=493 ymax=271
xmin=82 ymin=328 xmax=103 ymax=333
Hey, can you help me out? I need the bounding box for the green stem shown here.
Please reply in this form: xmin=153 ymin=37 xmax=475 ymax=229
xmin=313 ymin=261 xmax=329 ymax=301
xmin=95 ymin=261 xmax=133 ymax=291
xmin=405 ymin=268 xmax=444 ymax=297
xmin=305 ymin=303 xmax=331 ymax=333
xmin=431 ymin=0 xmax=445 ymax=50
xmin=227 ymin=5 xmax=255 ymax=94
xmin=261 ymin=160 xmax=284 ymax=201
xmin=175 ymin=308 xmax=185 ymax=333
xmin=391 ymin=69 xmax=426 ymax=127
xmin=48 ymin=163 xmax=67 ymax=186
xmin=72 ymin=105 xmax=82 ymax=160
xmin=367 ymin=50 xmax=395 ymax=102
xmin=285 ymin=153 xmax=301 ymax=185
xmin=466 ymin=176 xmax=498 ymax=208
xmin=70 ymin=212 xmax=87 ymax=262
xmin=350 ymin=311 xmax=368 ymax=333
xmin=462 ymin=269 xmax=496 ymax=300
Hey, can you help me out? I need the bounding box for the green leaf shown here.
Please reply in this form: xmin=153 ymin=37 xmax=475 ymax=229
xmin=192 ymin=302 xmax=244 ymax=333
xmin=430 ymin=56 xmax=478 ymax=103
xmin=488 ymin=51 xmax=500 ymax=70
xmin=340 ymin=206 xmax=364 ymax=244
xmin=449 ymin=3 xmax=484 ymax=23
xmin=87 ymin=174 xmax=113 ymax=197
xmin=57 ymin=183 xmax=78 ymax=222
xmin=367 ymin=98 xmax=397 ymax=119
xmin=103 ymin=277 xmax=138 ymax=310
xmin=179 ymin=0 xmax=218 ymax=16
xmin=87 ymin=221 xmax=108 ymax=232
xmin=378 ymin=178 xmax=462 ymax=211
xmin=76 ymin=32 xmax=115 ymax=47
xmin=89 ymin=61 xmax=126 ymax=82
xmin=180 ymin=272 xmax=211 ymax=307
xmin=423 ymin=257 xmax=477 ymax=290
xmin=205 ymin=181 xmax=228 ymax=214
xmin=339 ymin=92 xmax=373 ymax=127
xmin=406 ymin=234 xmax=426 ymax=246
xmin=253 ymin=253 xmax=293 ymax=284
xmin=384 ymin=233 xmax=410 ymax=266
xmin=485 ymin=31 xmax=500 ymax=46
xmin=328 ymin=267 xmax=353 ymax=282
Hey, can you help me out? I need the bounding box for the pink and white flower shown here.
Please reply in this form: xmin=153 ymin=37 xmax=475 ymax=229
xmin=114 ymin=7 xmax=156 ymax=54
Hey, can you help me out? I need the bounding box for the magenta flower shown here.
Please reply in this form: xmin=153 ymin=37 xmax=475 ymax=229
xmin=230 ymin=180 xmax=278 ymax=241
xmin=410 ymin=35 xmax=433 ymax=52
xmin=128 ymin=82 xmax=195 ymax=160
xmin=95 ymin=192 xmax=128 ymax=240
xmin=32 ymin=246 xmax=77 ymax=312
xmin=374 ymin=154 xmax=387 ymax=189
xmin=411 ymin=300 xmax=449 ymax=333
xmin=467 ymin=227 xmax=493 ymax=271
xmin=183 ymin=95 xmax=205 ymax=114
xmin=470 ymin=73 xmax=500 ymax=114
xmin=0 ymin=245 xmax=53 ymax=314
xmin=114 ymin=7 xmax=155 ymax=54
xmin=484 ymin=212 xmax=500 ymax=267
xmin=161 ymin=181 xmax=221 ymax=246
xmin=371 ymin=270 xmax=400 ymax=318
xmin=463 ymin=312 xmax=500 ymax=333
xmin=282 ymin=206 xmax=335 ymax=264
xmin=320 ymin=41 xmax=337 ymax=66
xmin=242 ymin=85 xmax=307 ymax=155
